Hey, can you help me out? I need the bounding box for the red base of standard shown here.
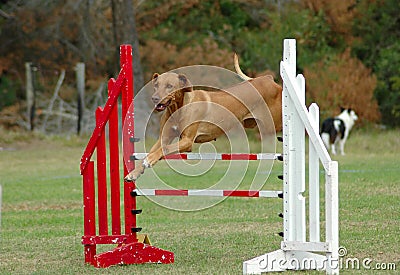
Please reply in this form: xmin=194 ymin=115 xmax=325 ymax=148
xmin=93 ymin=242 xmax=174 ymax=268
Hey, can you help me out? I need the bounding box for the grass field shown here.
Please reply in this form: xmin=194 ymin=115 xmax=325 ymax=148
xmin=0 ymin=126 xmax=399 ymax=274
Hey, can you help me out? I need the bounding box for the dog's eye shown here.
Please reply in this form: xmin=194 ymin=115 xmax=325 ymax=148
xmin=166 ymin=84 xmax=173 ymax=89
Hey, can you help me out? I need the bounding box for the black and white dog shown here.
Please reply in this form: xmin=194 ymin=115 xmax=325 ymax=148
xmin=320 ymin=108 xmax=358 ymax=155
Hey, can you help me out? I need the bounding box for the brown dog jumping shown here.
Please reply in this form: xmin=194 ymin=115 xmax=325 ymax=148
xmin=125 ymin=55 xmax=282 ymax=182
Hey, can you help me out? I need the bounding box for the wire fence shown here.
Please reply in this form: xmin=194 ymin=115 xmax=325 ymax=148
xmin=24 ymin=62 xmax=110 ymax=135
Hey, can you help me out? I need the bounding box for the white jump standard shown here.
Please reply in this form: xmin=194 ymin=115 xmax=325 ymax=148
xmin=242 ymin=40 xmax=339 ymax=274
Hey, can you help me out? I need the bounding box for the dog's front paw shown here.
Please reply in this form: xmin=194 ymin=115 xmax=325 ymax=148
xmin=145 ymin=155 xmax=161 ymax=168
xmin=124 ymin=167 xmax=145 ymax=182
xmin=142 ymin=158 xmax=152 ymax=168
xmin=124 ymin=173 xmax=137 ymax=182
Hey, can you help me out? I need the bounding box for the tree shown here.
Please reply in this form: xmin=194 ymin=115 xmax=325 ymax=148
xmin=352 ymin=0 xmax=400 ymax=126
xmin=111 ymin=0 xmax=144 ymax=94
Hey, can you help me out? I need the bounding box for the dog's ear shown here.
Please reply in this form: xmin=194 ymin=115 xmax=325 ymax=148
xmin=152 ymin=73 xmax=159 ymax=81
xmin=178 ymin=74 xmax=192 ymax=92
xmin=340 ymin=106 xmax=345 ymax=112
xmin=178 ymin=74 xmax=188 ymax=86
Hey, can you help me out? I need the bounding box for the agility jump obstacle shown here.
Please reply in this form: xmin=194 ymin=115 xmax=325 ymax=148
xmin=242 ymin=40 xmax=339 ymax=274
xmin=80 ymin=45 xmax=174 ymax=267
xmin=80 ymin=39 xmax=339 ymax=274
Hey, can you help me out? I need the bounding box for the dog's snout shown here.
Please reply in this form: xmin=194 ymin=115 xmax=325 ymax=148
xmin=152 ymin=95 xmax=160 ymax=104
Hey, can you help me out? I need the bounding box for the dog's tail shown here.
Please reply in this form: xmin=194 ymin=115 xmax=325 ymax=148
xmin=234 ymin=53 xmax=252 ymax=81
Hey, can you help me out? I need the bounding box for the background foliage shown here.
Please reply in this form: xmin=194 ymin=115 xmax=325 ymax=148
xmin=0 ymin=0 xmax=399 ymax=126
xmin=352 ymin=0 xmax=400 ymax=126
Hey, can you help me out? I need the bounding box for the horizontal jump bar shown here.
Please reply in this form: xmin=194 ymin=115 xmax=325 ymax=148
xmin=131 ymin=153 xmax=281 ymax=161
xmin=134 ymin=189 xmax=283 ymax=198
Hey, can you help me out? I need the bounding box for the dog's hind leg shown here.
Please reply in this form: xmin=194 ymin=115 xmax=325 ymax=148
xmin=331 ymin=142 xmax=337 ymax=155
xmin=321 ymin=133 xmax=330 ymax=150
xmin=338 ymin=138 xmax=346 ymax=155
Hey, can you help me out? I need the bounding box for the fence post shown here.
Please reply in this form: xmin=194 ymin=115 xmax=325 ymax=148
xmin=0 ymin=185 xmax=2 ymax=230
xmin=25 ymin=62 xmax=35 ymax=131
xmin=76 ymin=62 xmax=85 ymax=135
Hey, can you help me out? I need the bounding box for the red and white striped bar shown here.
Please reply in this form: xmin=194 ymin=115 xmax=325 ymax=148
xmin=134 ymin=189 xmax=282 ymax=198
xmin=132 ymin=153 xmax=280 ymax=161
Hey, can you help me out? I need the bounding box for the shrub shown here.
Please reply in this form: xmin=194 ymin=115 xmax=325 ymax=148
xmin=0 ymin=75 xmax=16 ymax=110
xmin=304 ymin=48 xmax=380 ymax=123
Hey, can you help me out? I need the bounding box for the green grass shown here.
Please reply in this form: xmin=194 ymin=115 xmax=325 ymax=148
xmin=0 ymin=127 xmax=399 ymax=274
